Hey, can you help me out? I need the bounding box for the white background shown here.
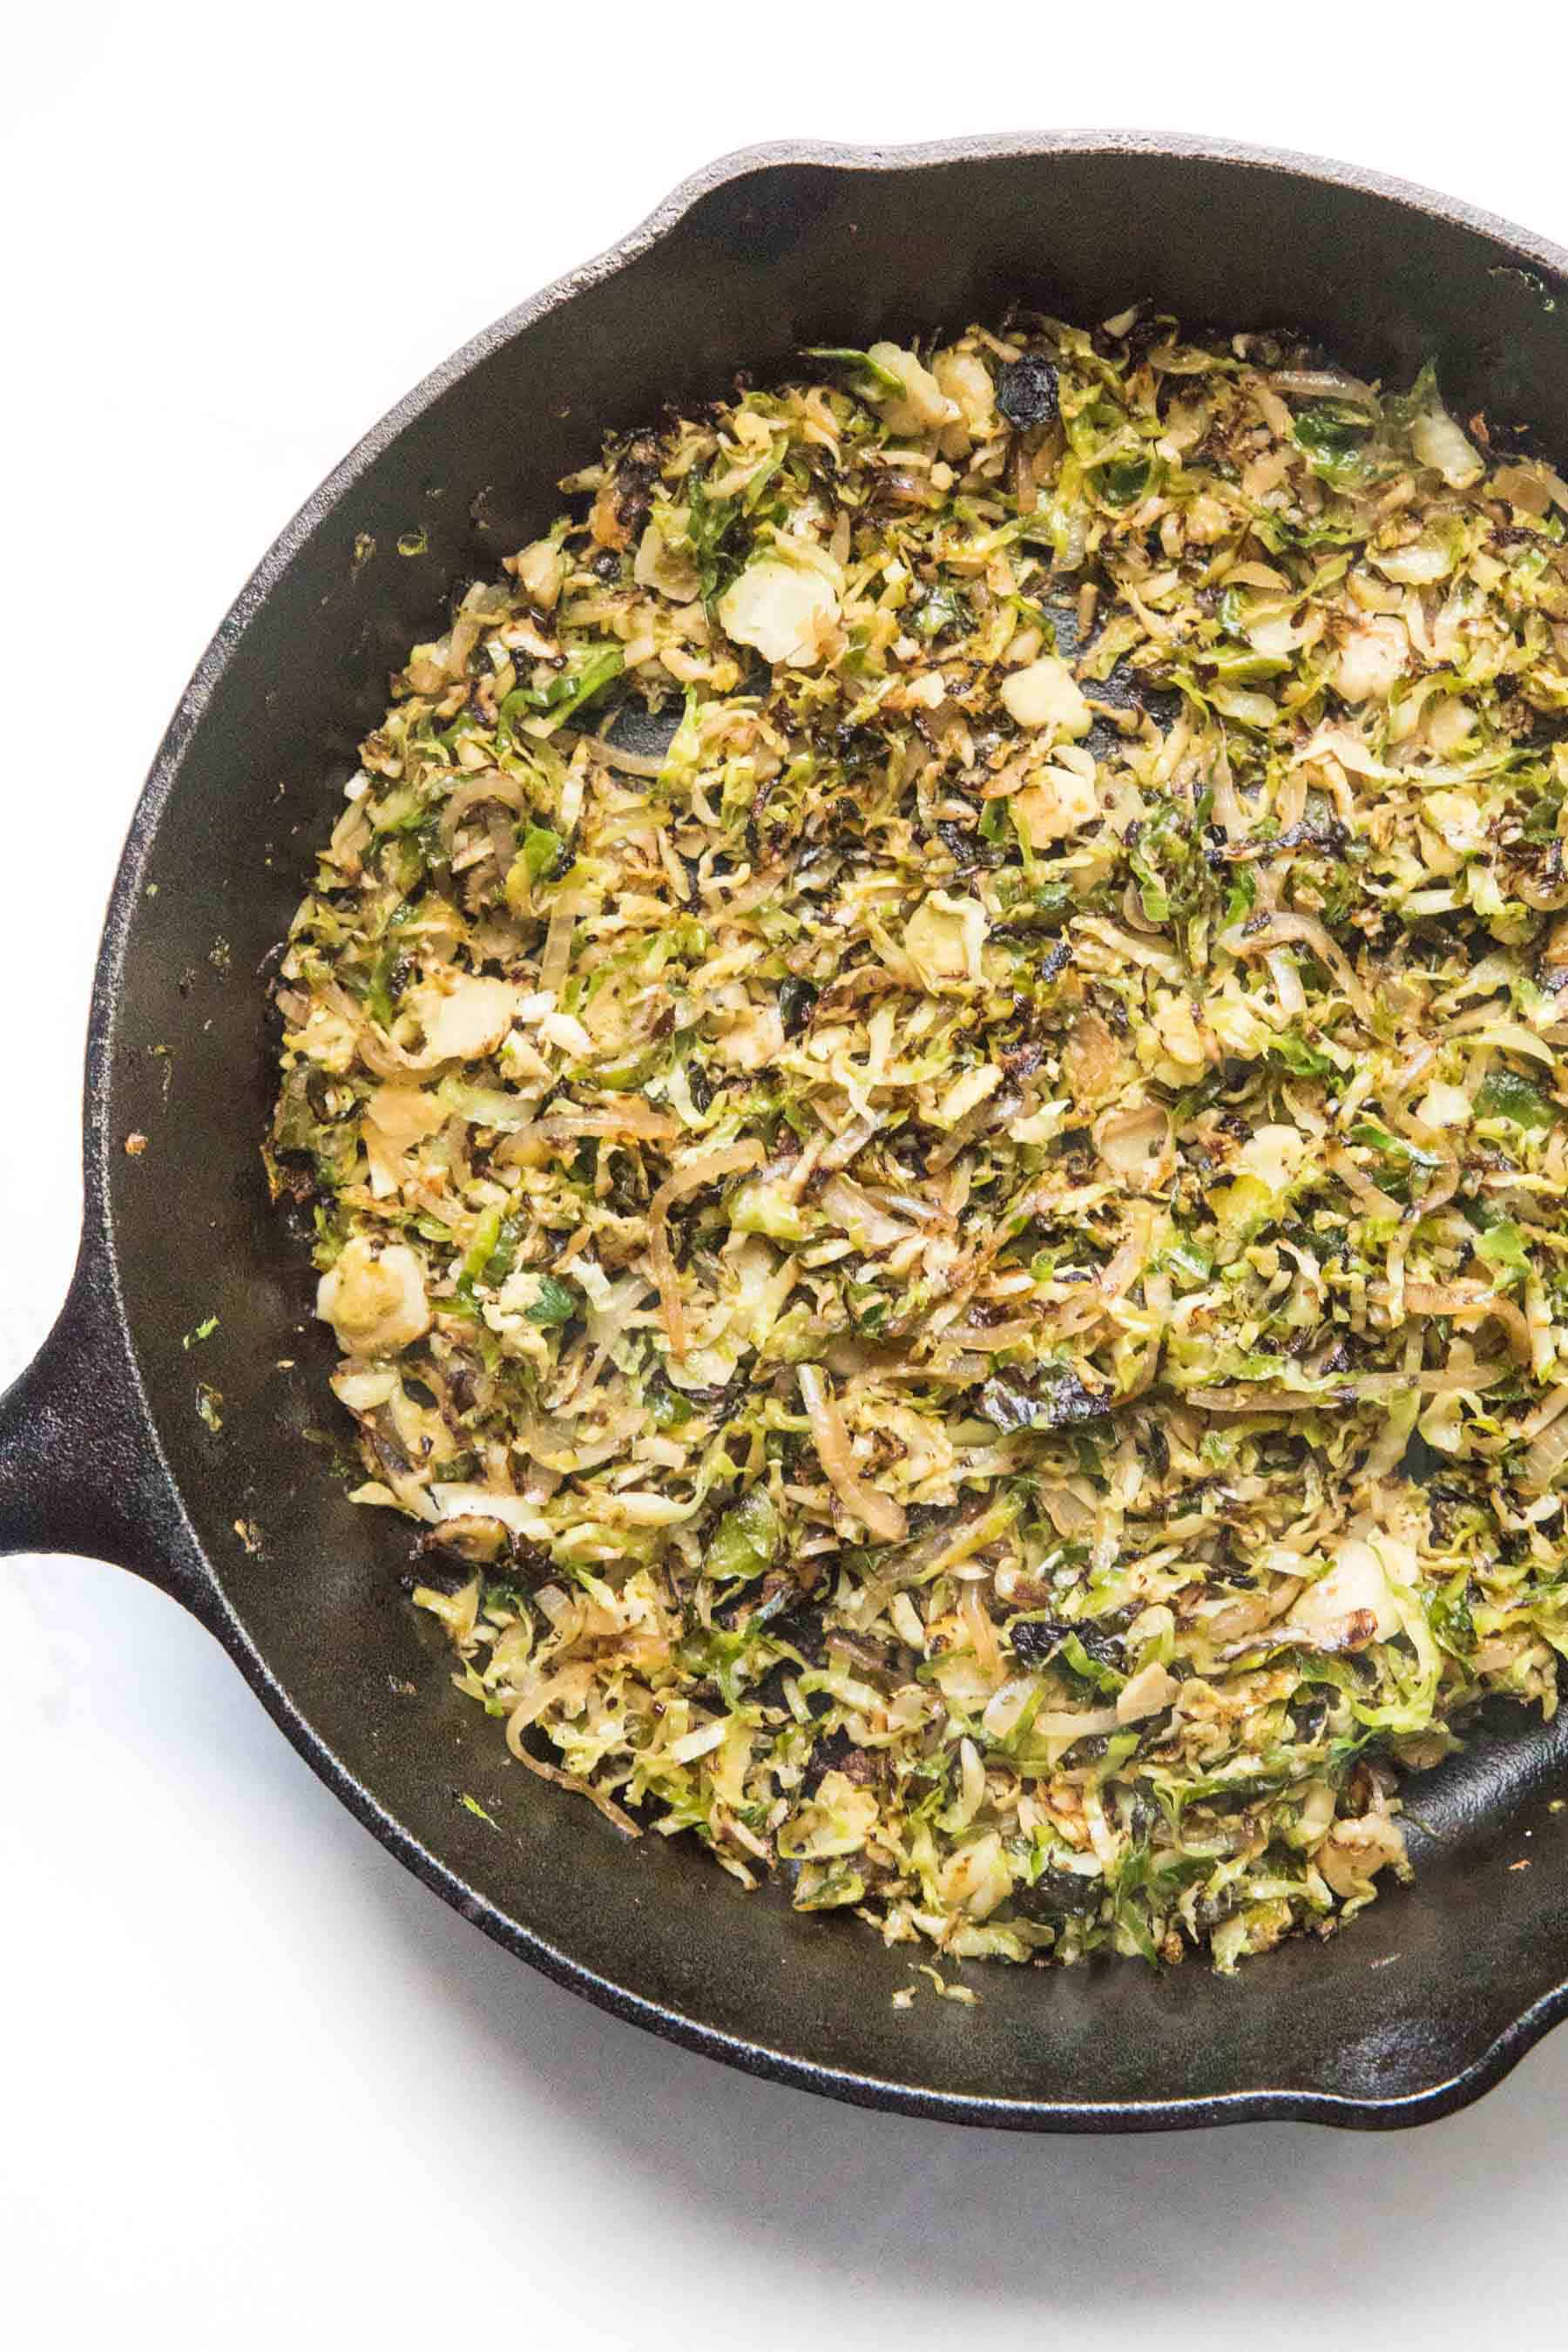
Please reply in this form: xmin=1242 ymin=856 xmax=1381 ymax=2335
xmin=5 ymin=7 xmax=1568 ymax=2343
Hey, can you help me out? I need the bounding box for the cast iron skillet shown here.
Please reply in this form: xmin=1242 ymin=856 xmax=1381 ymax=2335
xmin=6 ymin=133 xmax=1568 ymax=2133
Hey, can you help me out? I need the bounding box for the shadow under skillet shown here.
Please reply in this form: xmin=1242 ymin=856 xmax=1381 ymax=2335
xmin=353 ymin=1779 xmax=1568 ymax=2327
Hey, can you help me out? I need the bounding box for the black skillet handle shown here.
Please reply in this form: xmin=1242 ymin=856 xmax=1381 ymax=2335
xmin=0 ymin=1238 xmax=213 ymax=1617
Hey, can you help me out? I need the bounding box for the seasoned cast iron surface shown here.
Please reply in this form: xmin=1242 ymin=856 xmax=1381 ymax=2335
xmin=58 ymin=138 xmax=1568 ymax=2126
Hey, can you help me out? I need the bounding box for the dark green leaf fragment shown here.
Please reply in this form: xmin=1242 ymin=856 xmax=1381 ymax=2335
xmin=978 ymin=1369 xmax=1113 ymax=1434
xmin=1477 ymin=1070 xmax=1557 ymax=1132
xmin=707 ymin=1486 xmax=781 ymax=1582
xmin=524 ymin=1274 xmax=579 ymax=1326
xmin=804 ymin=346 xmax=907 ymax=395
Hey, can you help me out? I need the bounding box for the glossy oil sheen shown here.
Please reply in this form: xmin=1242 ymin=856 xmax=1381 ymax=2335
xmin=10 ymin=137 xmax=1568 ymax=2128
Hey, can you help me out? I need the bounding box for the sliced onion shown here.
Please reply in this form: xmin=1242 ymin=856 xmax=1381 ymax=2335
xmin=504 ymin=1712 xmax=641 ymax=1835
xmin=1266 ymin=948 xmax=1307 ymax=1020
xmin=860 ymin=1183 xmax=949 ymax=1229
xmin=1051 ymin=1288 xmax=1111 ymax=1340
xmin=817 ymin=1173 xmax=913 ymax=1249
xmin=1495 ymin=458 xmax=1568 ymax=514
xmin=1477 ymin=1299 xmax=1533 ymax=1362
xmin=440 ymin=767 xmax=525 ymax=848
xmin=1098 ymin=1204 xmax=1154 ymax=1301
xmin=1391 ymin=1042 xmax=1436 ymax=1095
xmin=864 ymin=1350 xmax=991 ymax=1385
xmin=586 ymin=732 xmax=668 ymax=778
xmin=1040 ymin=1481 xmax=1096 ymax=1536
xmin=817 ymin=1110 xmax=882 ymax=1173
xmin=1468 ymin=1019 xmax=1559 ymax=1067
xmin=958 ymin=1579 xmax=1004 ymax=1686
xmin=1374 ymin=1281 xmax=1531 ymax=1363
xmin=928 ymin=1084 xmax=1021 ymax=1173
xmin=649 ymin=1140 xmax=765 ymax=1356
xmin=1034 ymin=1706 xmax=1123 ymax=1745
xmin=497 ymin=1099 xmax=680 ymax=1165
xmin=1328 ymin=1146 xmax=1402 ymax=1221
xmin=1220 ymin=912 xmax=1370 ymax=1022
xmin=1365 ymin=1364 xmax=1507 ymax=1396
xmin=485 ymin=805 xmax=515 ymax=875
xmin=538 ymin=894 xmax=582 ymax=997
xmin=1522 ymin=1383 xmax=1568 ymax=1443
xmin=502 ymin=1659 xmax=598 ymax=1733
xmin=797 ymin=1363 xmax=908 ymax=1544
xmin=1393 ymin=1280 xmax=1490 ymax=1314
xmin=1522 ymin=1412 xmax=1568 ymax=1495
xmin=944 ymin=1317 xmax=1036 ymax=1353
xmin=1186 ymin=1364 xmax=1506 ymax=1411
xmin=1270 ymin=368 xmax=1379 ymax=408
xmin=1209 ymin=739 xmax=1247 ymax=841
xmin=1443 ymin=1293 xmax=1531 ymax=1362
xmin=1077 ymin=919 xmax=1186 ymax=979
xmin=1181 ymin=1386 xmax=1347 ymax=1413
xmin=445 ymin=612 xmax=483 ymax=679
xmin=355 ymin=1026 xmax=424 ymax=1079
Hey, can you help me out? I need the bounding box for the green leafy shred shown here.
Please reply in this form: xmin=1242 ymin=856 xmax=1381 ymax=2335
xmin=1477 ymin=1070 xmax=1557 ymax=1131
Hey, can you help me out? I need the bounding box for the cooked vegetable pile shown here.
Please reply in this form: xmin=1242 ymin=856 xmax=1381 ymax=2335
xmin=269 ymin=311 xmax=1568 ymax=1972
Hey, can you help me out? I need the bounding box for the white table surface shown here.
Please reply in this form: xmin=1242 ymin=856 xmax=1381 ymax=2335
xmin=7 ymin=10 xmax=1568 ymax=2341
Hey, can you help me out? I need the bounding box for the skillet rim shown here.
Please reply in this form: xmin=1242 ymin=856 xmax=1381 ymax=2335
xmin=78 ymin=130 xmax=1568 ymax=2132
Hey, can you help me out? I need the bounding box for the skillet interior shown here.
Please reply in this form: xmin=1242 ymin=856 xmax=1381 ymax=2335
xmin=97 ymin=137 xmax=1568 ymax=2126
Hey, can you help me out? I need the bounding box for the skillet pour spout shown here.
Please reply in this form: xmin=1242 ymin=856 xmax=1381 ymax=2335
xmin=6 ymin=132 xmax=1568 ymax=2132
